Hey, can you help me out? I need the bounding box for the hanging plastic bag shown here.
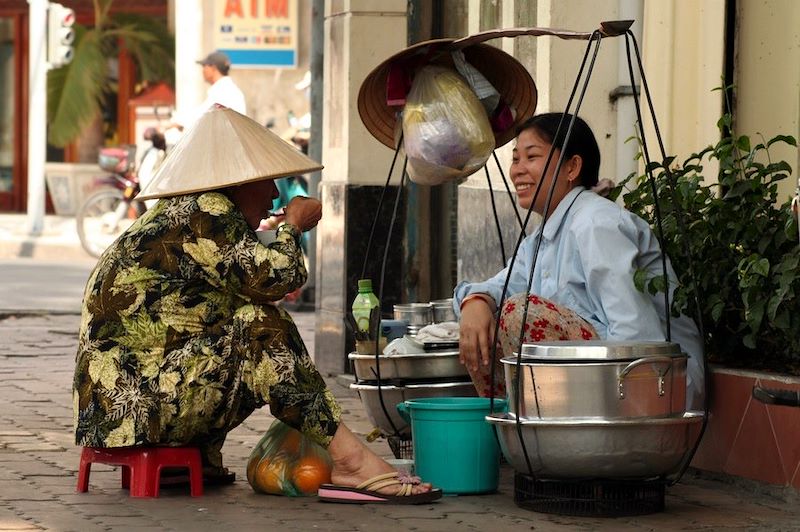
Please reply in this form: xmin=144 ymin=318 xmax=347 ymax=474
xmin=246 ymin=419 xmax=333 ymax=496
xmin=402 ymin=65 xmax=495 ymax=186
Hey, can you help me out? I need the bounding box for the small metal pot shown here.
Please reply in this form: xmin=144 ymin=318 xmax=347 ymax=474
xmin=430 ymin=299 xmax=457 ymax=323
xmin=349 ymin=350 xmax=467 ymax=381
xmin=487 ymin=411 xmax=703 ymax=479
xmin=394 ymin=304 xmax=434 ymax=328
xmin=351 ymin=380 xmax=477 ymax=436
xmin=504 ymin=341 xmax=687 ymax=419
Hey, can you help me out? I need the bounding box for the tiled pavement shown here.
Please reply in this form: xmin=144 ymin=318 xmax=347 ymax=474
xmin=1 ymin=311 xmax=799 ymax=531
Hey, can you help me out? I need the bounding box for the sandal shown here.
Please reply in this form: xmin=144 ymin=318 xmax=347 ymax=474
xmin=317 ymin=471 xmax=443 ymax=505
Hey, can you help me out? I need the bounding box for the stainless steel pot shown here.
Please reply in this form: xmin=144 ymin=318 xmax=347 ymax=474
xmin=504 ymin=341 xmax=687 ymax=419
xmin=348 ymin=351 xmax=467 ymax=381
xmin=394 ymin=304 xmax=434 ymax=328
xmin=430 ymin=299 xmax=457 ymax=323
xmin=487 ymin=411 xmax=703 ymax=479
xmin=351 ymin=380 xmax=477 ymax=436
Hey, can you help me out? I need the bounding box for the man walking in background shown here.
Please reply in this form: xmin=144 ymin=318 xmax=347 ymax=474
xmin=167 ymin=50 xmax=247 ymax=132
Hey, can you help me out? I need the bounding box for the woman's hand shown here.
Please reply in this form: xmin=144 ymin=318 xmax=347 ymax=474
xmin=459 ymin=296 xmax=496 ymax=372
xmin=284 ymin=196 xmax=322 ymax=232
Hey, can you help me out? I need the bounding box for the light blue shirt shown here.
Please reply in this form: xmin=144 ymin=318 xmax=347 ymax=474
xmin=454 ymin=186 xmax=704 ymax=408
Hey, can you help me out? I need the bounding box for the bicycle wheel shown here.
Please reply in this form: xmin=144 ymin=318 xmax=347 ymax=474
xmin=76 ymin=188 xmax=140 ymax=258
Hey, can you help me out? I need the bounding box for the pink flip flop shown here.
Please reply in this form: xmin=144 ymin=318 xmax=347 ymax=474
xmin=318 ymin=471 xmax=443 ymax=505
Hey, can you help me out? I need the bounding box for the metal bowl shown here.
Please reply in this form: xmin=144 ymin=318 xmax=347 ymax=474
xmin=351 ymin=380 xmax=477 ymax=436
xmin=349 ymin=351 xmax=468 ymax=381
xmin=394 ymin=304 xmax=434 ymax=327
xmin=504 ymin=341 xmax=687 ymax=419
xmin=487 ymin=411 xmax=703 ymax=479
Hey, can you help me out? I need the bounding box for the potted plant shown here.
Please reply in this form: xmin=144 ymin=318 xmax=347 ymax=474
xmin=618 ymin=100 xmax=800 ymax=490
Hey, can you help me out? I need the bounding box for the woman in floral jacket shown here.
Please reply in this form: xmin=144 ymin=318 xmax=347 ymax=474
xmin=73 ymin=106 xmax=440 ymax=503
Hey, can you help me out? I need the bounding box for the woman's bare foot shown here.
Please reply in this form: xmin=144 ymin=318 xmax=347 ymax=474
xmin=327 ymin=423 xmax=433 ymax=495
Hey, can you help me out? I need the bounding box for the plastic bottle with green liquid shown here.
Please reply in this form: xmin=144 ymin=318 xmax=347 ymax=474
xmin=352 ymin=279 xmax=380 ymax=335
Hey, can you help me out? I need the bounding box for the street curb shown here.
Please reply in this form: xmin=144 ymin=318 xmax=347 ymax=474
xmin=0 ymin=240 xmax=95 ymax=262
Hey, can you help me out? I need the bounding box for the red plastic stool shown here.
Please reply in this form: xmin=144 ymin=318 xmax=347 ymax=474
xmin=77 ymin=446 xmax=203 ymax=497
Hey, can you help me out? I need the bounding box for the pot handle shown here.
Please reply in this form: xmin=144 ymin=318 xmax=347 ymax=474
xmin=617 ymin=356 xmax=674 ymax=399
xmin=396 ymin=402 xmax=410 ymax=422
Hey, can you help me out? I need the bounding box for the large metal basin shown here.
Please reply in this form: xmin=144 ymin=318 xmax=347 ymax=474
xmin=349 ymin=351 xmax=467 ymax=381
xmin=487 ymin=411 xmax=703 ymax=479
xmin=504 ymin=341 xmax=687 ymax=419
xmin=351 ymin=380 xmax=477 ymax=436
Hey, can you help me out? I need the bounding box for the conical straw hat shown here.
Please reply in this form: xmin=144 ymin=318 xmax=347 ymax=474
xmin=136 ymin=105 xmax=323 ymax=201
xmin=358 ymin=38 xmax=537 ymax=150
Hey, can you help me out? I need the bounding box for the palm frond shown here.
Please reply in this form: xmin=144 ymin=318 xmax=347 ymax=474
xmin=47 ymin=29 xmax=111 ymax=146
xmin=46 ymin=1 xmax=175 ymax=147
xmin=111 ymin=13 xmax=175 ymax=85
xmin=94 ymin=0 xmax=114 ymax=27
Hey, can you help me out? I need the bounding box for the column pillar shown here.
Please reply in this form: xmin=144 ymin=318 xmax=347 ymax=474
xmin=315 ymin=1 xmax=407 ymax=375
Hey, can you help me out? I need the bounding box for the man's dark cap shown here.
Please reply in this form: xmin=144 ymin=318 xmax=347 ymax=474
xmin=196 ymin=51 xmax=231 ymax=70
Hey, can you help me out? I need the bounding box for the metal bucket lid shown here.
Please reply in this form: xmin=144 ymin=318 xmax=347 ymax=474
xmin=509 ymin=340 xmax=686 ymax=362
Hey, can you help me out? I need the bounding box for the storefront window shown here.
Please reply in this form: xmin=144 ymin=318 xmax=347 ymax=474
xmin=0 ymin=18 xmax=14 ymax=194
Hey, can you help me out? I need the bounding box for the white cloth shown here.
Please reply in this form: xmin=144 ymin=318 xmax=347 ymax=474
xmin=176 ymin=76 xmax=247 ymax=130
xmin=453 ymin=186 xmax=705 ymax=409
xmin=415 ymin=322 xmax=460 ymax=343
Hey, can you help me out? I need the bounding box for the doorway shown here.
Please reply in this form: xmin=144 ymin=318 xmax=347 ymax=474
xmin=0 ymin=10 xmax=25 ymax=212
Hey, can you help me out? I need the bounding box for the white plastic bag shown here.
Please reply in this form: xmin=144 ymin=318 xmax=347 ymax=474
xmin=383 ymin=335 xmax=425 ymax=356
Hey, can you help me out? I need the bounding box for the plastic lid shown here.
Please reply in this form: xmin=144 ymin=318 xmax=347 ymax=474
xmin=357 ymin=279 xmax=373 ymax=292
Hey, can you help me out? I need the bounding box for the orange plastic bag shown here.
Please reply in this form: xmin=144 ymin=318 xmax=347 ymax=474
xmin=246 ymin=419 xmax=333 ymax=496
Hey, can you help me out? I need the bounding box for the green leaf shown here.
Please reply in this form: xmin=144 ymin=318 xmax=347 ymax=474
xmin=711 ymin=298 xmax=725 ymax=322
xmin=633 ymin=269 xmax=648 ymax=292
xmin=752 ymin=258 xmax=770 ymax=277
xmin=736 ymin=135 xmax=751 ymax=152
xmin=48 ymin=29 xmax=110 ymax=146
xmin=743 ymin=334 xmax=756 ymax=349
xmin=767 ymin=134 xmax=797 ymax=148
xmin=648 ymin=275 xmax=667 ymax=295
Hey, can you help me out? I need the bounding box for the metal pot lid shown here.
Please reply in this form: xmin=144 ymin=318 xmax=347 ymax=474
xmin=506 ymin=340 xmax=686 ymax=362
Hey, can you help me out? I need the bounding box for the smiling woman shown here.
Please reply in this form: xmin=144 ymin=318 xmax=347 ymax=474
xmin=453 ymin=112 xmax=705 ymax=410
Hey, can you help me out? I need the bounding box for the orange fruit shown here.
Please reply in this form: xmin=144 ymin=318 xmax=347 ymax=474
xmin=291 ymin=455 xmax=332 ymax=495
xmin=255 ymin=457 xmax=289 ymax=495
xmin=280 ymin=429 xmax=302 ymax=455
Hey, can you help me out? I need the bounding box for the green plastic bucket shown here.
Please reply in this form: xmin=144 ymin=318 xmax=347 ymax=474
xmin=396 ymin=397 xmax=507 ymax=494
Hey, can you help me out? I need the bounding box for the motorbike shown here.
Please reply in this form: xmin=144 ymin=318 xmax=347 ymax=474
xmin=76 ymin=128 xmax=166 ymax=258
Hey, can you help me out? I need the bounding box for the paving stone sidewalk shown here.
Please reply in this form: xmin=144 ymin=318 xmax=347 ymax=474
xmin=1 ymin=311 xmax=799 ymax=531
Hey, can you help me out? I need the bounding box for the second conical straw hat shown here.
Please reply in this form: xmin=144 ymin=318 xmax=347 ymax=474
xmin=136 ymin=105 xmax=323 ymax=201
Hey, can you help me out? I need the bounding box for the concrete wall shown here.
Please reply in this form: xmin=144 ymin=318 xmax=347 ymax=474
xmin=314 ymin=0 xmax=408 ymax=375
xmin=640 ymin=0 xmax=726 ymax=179
xmin=734 ymin=0 xmax=800 ymax=200
xmin=641 ymin=0 xmax=800 ymax=200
